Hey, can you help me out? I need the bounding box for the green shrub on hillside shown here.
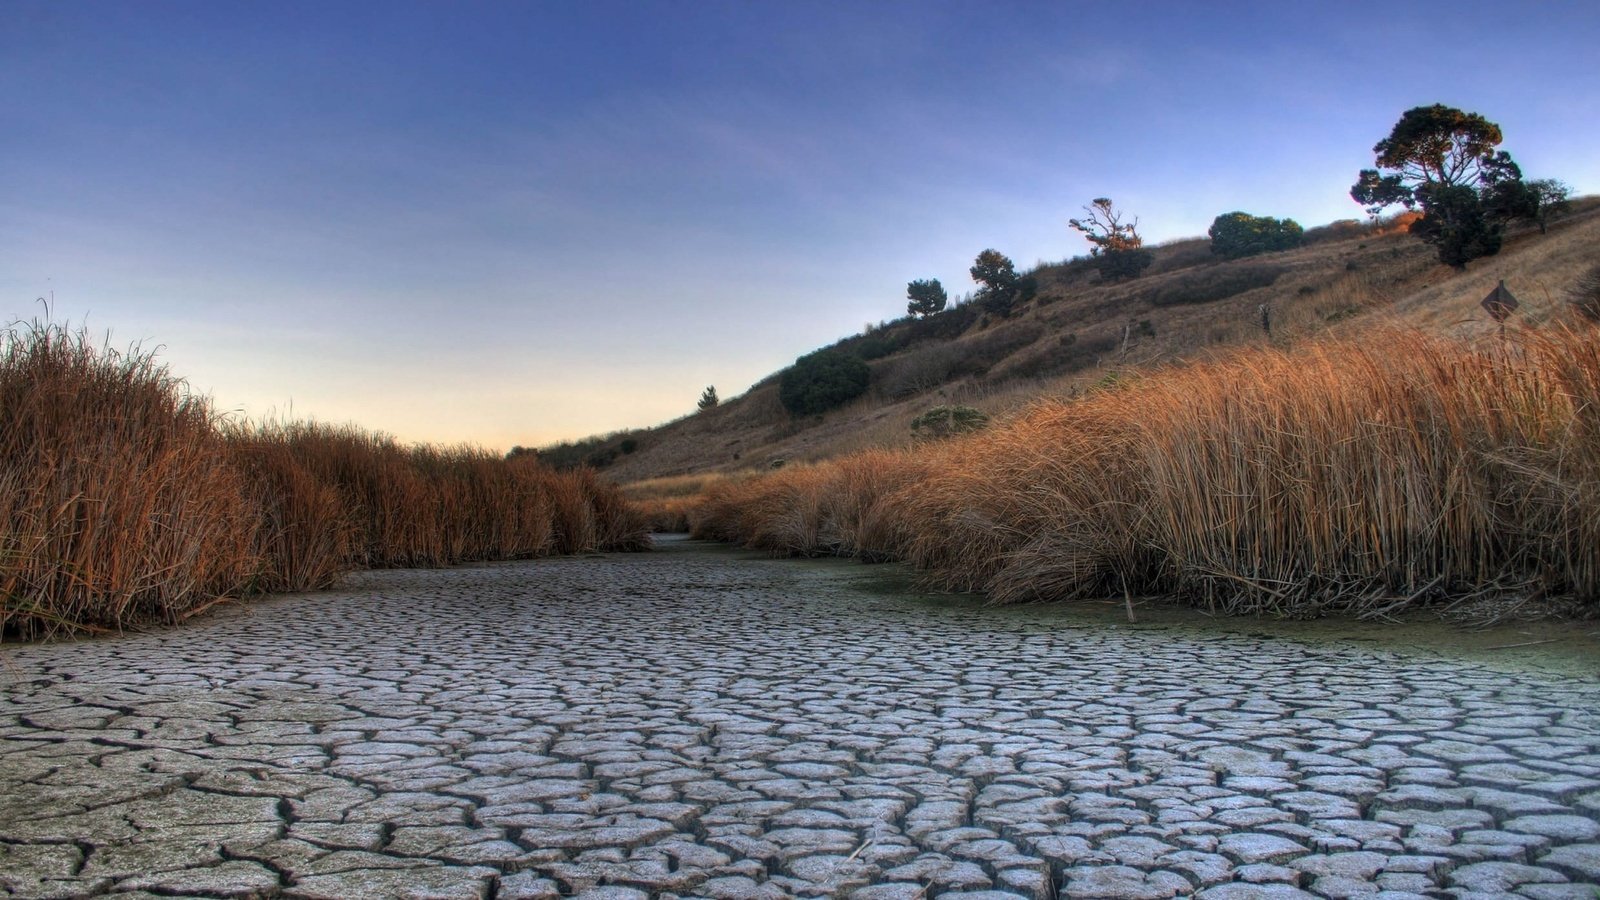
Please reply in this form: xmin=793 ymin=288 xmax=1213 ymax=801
xmin=1209 ymin=212 xmax=1304 ymax=259
xmin=911 ymin=405 xmax=989 ymax=438
xmin=1526 ymin=178 xmax=1571 ymax=234
xmin=779 ymin=348 xmax=870 ymax=416
xmin=1096 ymin=249 xmax=1153 ymax=281
xmin=906 ymin=302 xmax=981 ymax=341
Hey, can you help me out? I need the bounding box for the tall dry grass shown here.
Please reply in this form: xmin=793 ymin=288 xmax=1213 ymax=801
xmin=621 ymin=472 xmax=737 ymax=533
xmin=0 ymin=322 xmax=257 ymax=635
xmin=692 ymin=325 xmax=1600 ymax=616
xmin=1 ymin=320 xmax=647 ymax=639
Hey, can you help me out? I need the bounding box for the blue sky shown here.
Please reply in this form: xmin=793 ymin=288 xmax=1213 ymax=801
xmin=4 ymin=1 xmax=1598 ymax=448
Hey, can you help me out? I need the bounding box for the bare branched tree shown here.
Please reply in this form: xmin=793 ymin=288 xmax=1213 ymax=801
xmin=1069 ymin=198 xmax=1143 ymax=255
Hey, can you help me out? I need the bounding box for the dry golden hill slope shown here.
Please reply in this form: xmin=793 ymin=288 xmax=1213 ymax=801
xmin=547 ymin=202 xmax=1599 ymax=486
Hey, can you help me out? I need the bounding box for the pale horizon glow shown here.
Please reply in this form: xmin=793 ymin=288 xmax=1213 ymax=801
xmin=4 ymin=1 xmax=1598 ymax=449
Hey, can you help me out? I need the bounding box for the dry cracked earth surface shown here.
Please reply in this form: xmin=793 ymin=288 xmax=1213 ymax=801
xmin=3 ymin=537 xmax=1600 ymax=899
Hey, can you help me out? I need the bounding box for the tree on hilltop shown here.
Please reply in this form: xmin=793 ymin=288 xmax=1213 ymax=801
xmin=906 ymin=278 xmax=948 ymax=318
xmin=969 ymin=249 xmax=1033 ymax=316
xmin=1526 ymin=179 xmax=1572 ymax=234
xmin=1069 ymin=198 xmax=1153 ymax=280
xmin=697 ymin=385 xmax=719 ymax=410
xmin=970 ymin=249 xmax=1017 ymax=293
xmin=1350 ymin=104 xmax=1535 ymax=267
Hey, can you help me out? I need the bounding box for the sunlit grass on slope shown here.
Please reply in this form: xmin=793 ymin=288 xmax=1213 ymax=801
xmin=0 ymin=319 xmax=647 ymax=640
xmin=690 ymin=325 xmax=1600 ymax=617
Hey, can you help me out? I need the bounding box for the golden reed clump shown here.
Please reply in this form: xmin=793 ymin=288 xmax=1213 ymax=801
xmin=0 ymin=321 xmax=647 ymax=640
xmin=691 ymin=326 xmax=1600 ymax=617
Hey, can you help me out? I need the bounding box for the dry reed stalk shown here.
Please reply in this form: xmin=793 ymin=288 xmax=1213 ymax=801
xmin=225 ymin=424 xmax=351 ymax=592
xmin=633 ymin=495 xmax=696 ymax=533
xmin=0 ymin=322 xmax=258 ymax=638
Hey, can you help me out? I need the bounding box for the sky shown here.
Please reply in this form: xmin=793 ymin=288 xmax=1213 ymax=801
xmin=4 ymin=1 xmax=1599 ymax=450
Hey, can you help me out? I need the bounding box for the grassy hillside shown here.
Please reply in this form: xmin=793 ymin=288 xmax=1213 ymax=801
xmin=618 ymin=201 xmax=1600 ymax=618
xmin=578 ymin=200 xmax=1599 ymax=485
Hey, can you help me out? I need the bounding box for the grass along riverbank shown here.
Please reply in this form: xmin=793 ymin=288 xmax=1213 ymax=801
xmin=688 ymin=325 xmax=1600 ymax=619
xmin=0 ymin=320 xmax=647 ymax=640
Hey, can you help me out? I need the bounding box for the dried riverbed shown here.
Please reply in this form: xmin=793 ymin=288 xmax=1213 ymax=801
xmin=3 ymin=536 xmax=1599 ymax=898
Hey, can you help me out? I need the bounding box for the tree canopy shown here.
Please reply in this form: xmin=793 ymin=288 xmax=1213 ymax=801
xmin=1351 ymin=104 xmax=1531 ymax=267
xmin=969 ymin=250 xmax=1017 ymax=291
xmin=906 ymin=278 xmax=948 ymax=318
xmin=969 ymin=249 xmax=1033 ymax=315
xmin=1208 ymin=212 xmax=1304 ymax=259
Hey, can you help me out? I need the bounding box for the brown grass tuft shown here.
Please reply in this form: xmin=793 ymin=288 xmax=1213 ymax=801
xmin=0 ymin=321 xmax=257 ymax=637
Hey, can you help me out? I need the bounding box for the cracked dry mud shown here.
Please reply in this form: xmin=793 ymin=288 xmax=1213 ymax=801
xmin=3 ymin=537 xmax=1599 ymax=899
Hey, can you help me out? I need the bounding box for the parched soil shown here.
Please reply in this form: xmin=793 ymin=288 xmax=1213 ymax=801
xmin=3 ymin=537 xmax=1598 ymax=898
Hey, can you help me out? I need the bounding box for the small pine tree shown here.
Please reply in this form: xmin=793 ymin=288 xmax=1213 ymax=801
xmin=971 ymin=250 xmax=1026 ymax=314
xmin=906 ymin=278 xmax=948 ymax=318
xmin=970 ymin=249 xmax=1017 ymax=292
xmin=697 ymin=385 xmax=719 ymax=410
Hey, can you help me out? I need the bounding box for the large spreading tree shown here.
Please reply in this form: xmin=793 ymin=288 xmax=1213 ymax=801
xmin=1350 ymin=104 xmax=1529 ymax=267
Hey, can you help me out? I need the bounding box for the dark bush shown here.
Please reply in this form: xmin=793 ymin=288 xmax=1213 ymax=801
xmin=850 ymin=331 xmax=906 ymax=361
xmin=1148 ymin=263 xmax=1285 ymax=307
xmin=1208 ymin=212 xmax=1303 ymax=259
xmin=779 ymin=349 xmax=871 ymax=416
xmin=1408 ymin=184 xmax=1504 ymax=267
xmin=904 ymin=302 xmax=981 ymax=342
xmin=1096 ymin=248 xmax=1154 ymax=281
